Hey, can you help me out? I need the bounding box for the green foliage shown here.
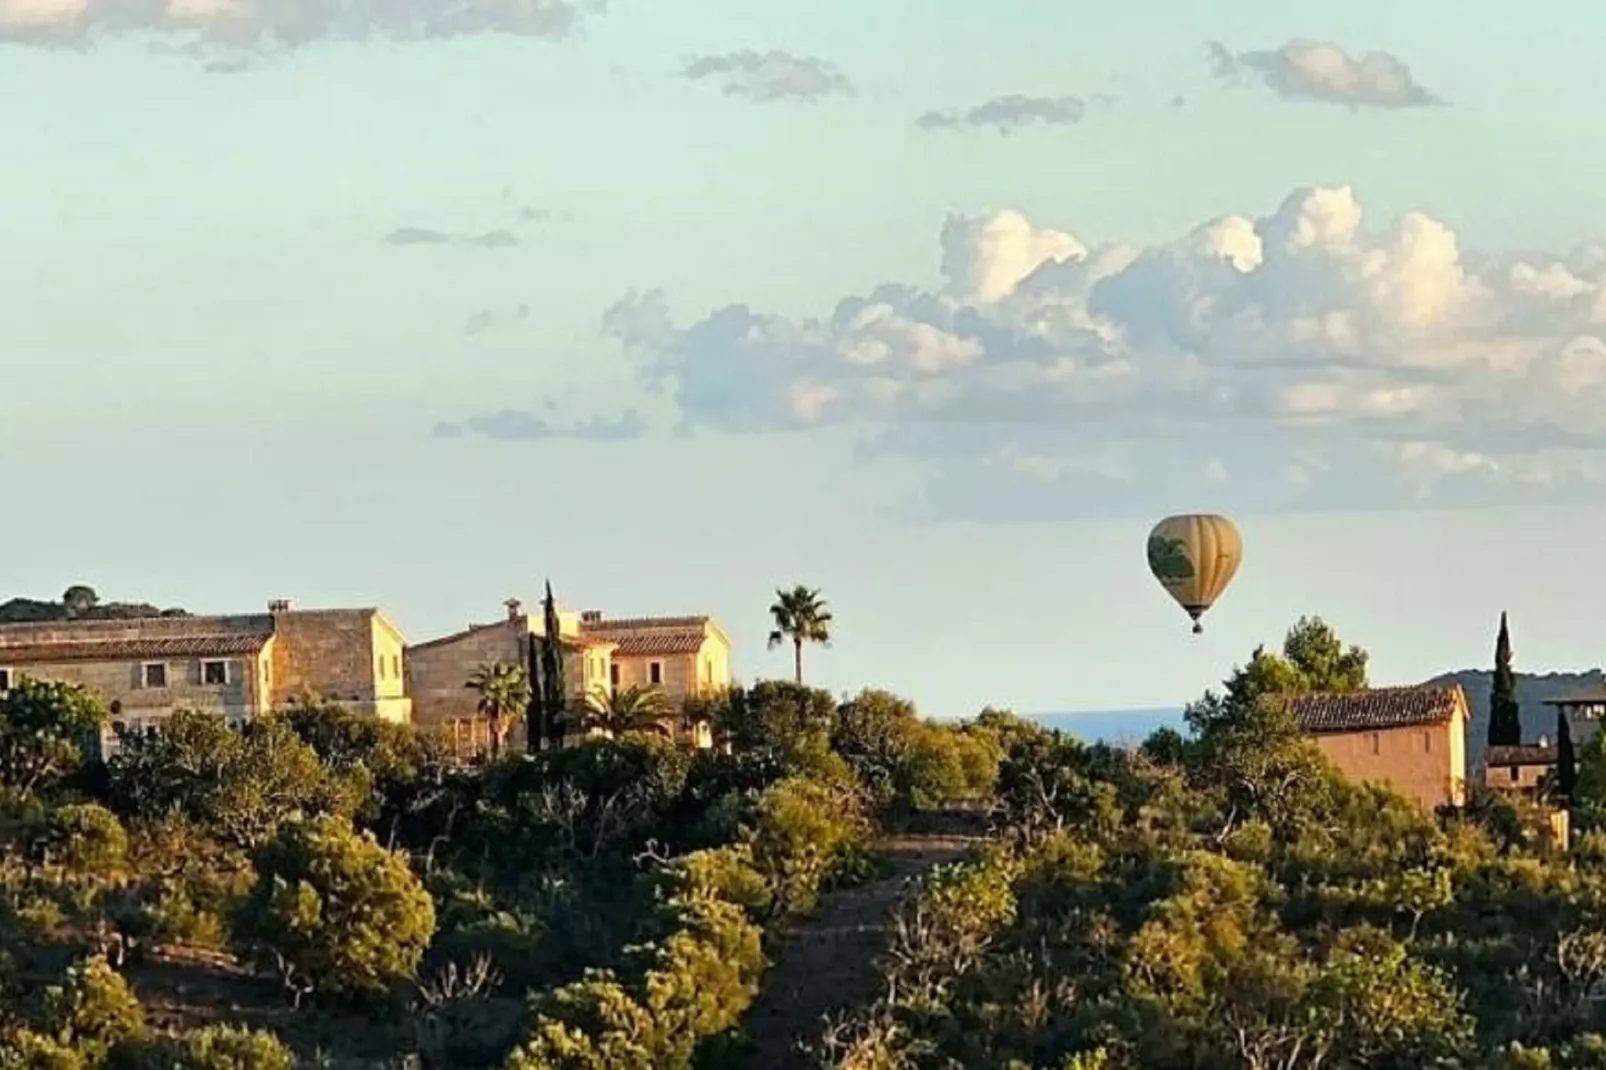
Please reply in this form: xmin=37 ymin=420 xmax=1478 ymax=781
xmin=465 ymin=662 xmax=531 ymax=760
xmin=38 ymin=955 xmax=147 ymax=1065
xmin=1491 ymin=612 xmax=1523 ymax=748
xmin=748 ymin=774 xmax=870 ymax=916
xmin=108 ymin=710 xmax=362 ymax=849
xmin=45 ymin=805 xmax=127 ymax=876
xmin=0 ymin=678 xmax=107 ymax=796
xmin=231 ymin=814 xmax=435 ymax=1004
xmin=150 ymin=1025 xmax=295 ymax=1070
xmin=767 ymin=585 xmax=833 ymax=684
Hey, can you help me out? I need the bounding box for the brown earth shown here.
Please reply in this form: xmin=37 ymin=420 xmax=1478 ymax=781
xmin=738 ymin=808 xmax=989 ymax=1069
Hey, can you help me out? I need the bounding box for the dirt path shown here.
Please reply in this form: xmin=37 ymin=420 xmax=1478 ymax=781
xmin=739 ymin=809 xmax=989 ymax=1069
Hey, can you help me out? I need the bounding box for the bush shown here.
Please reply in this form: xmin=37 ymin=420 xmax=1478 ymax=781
xmin=141 ymin=1024 xmax=296 ymax=1070
xmin=748 ymin=775 xmax=870 ymax=916
xmin=46 ymin=805 xmax=128 ymax=876
xmin=231 ymin=814 xmax=435 ymax=1005
xmin=36 ymin=954 xmax=147 ymax=1065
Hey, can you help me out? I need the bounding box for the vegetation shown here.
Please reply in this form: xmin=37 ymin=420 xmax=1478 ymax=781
xmin=10 ymin=591 xmax=1606 ymax=1069
xmin=0 ymin=584 xmax=187 ymax=623
xmin=768 ymin=585 xmax=833 ymax=684
xmin=465 ymin=662 xmax=531 ymax=761
xmin=1491 ymin=611 xmax=1522 ymax=747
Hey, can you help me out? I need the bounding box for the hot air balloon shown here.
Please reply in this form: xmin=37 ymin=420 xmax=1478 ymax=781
xmin=1146 ymin=514 xmax=1242 ymax=635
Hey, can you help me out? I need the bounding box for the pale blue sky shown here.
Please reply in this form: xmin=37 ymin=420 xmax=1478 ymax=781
xmin=4 ymin=0 xmax=1606 ymax=716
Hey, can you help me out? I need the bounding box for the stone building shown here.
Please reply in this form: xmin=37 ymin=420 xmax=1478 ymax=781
xmin=0 ymin=599 xmax=411 ymax=746
xmin=1481 ymin=742 xmax=1557 ymax=797
xmin=1282 ymin=684 xmax=1470 ymax=811
xmin=406 ymin=598 xmax=733 ymax=757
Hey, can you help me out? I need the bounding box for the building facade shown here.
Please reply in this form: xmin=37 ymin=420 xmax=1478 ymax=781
xmin=577 ymin=610 xmax=732 ymax=702
xmin=1481 ymin=743 xmax=1557 ymax=797
xmin=0 ymin=600 xmax=411 ymax=746
xmin=405 ymin=599 xmax=733 ymax=757
xmin=1283 ymin=684 xmax=1469 ymax=811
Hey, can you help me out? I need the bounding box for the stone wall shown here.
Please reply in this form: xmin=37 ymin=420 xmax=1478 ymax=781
xmin=268 ymin=610 xmax=385 ymax=706
xmin=1312 ymin=715 xmax=1467 ymax=811
xmin=1 ymin=654 xmax=259 ymax=728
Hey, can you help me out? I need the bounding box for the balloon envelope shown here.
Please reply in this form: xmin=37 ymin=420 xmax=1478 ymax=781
xmin=1146 ymin=514 xmax=1243 ymax=634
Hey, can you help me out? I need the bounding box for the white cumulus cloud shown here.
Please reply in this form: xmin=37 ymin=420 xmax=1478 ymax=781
xmin=0 ymin=0 xmax=595 ymax=59
xmin=603 ymin=185 xmax=1606 ymax=520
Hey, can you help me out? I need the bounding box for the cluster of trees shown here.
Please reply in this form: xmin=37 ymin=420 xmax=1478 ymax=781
xmin=0 ymin=585 xmax=187 ymax=624
xmin=815 ymin=618 xmax=1606 ymax=1069
xmin=0 ymin=639 xmax=1003 ymax=1066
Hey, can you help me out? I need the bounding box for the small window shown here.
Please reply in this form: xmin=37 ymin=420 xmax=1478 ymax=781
xmin=1369 ymin=731 xmax=1380 ymax=755
xmin=1422 ymin=731 xmax=1431 ymax=754
xmin=610 ymin=663 xmax=620 ymax=687
xmin=202 ymin=660 xmax=228 ymax=686
xmin=0 ymin=667 xmax=10 ymax=692
xmin=649 ymin=662 xmax=662 ymax=686
xmin=112 ymin=720 xmax=127 ymax=736
xmin=1509 ymin=766 xmax=1521 ymax=782
xmin=391 ymin=654 xmax=401 ymax=678
xmin=376 ymin=655 xmax=386 ymax=679
xmin=142 ymin=662 xmax=168 ymax=688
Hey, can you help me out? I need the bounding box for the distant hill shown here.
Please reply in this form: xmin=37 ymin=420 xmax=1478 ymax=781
xmin=1420 ymin=668 xmax=1606 ymax=769
xmin=0 ymin=585 xmax=188 ymax=625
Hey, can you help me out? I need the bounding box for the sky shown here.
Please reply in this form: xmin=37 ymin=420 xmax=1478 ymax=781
xmin=5 ymin=0 xmax=1606 ymax=718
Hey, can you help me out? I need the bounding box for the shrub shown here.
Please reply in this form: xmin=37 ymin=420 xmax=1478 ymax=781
xmin=37 ymin=954 xmax=147 ymax=1065
xmin=46 ymin=805 xmax=128 ymax=877
xmin=231 ymin=814 xmax=435 ymax=1005
xmin=748 ymin=775 xmax=870 ymax=916
xmin=167 ymin=1024 xmax=295 ymax=1070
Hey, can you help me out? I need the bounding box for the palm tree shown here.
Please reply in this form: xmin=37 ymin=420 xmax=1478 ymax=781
xmin=584 ymin=685 xmax=672 ymax=738
xmin=768 ymin=585 xmax=832 ymax=684
xmin=464 ymin=661 xmax=531 ymax=761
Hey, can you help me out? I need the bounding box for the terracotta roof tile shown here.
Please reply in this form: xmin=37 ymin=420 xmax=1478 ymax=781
xmin=1280 ymin=685 xmax=1465 ymax=733
xmin=1485 ymin=745 xmax=1557 ymax=768
xmin=0 ymin=634 xmax=271 ymax=664
xmin=607 ymin=631 xmax=708 ymax=657
xmin=579 ymin=615 xmax=709 ymax=634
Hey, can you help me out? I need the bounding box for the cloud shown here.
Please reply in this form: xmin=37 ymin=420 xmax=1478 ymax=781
xmin=679 ymin=49 xmax=853 ymax=102
xmin=433 ymin=404 xmax=646 ymax=442
xmin=915 ymin=94 xmax=1089 ymax=134
xmin=464 ymin=303 xmax=530 ymax=335
xmin=600 ymin=184 xmax=1606 ymax=520
xmin=1209 ymin=39 xmax=1443 ymax=109
xmin=0 ymin=0 xmax=596 ymax=57
xmin=384 ymin=227 xmax=518 ymax=249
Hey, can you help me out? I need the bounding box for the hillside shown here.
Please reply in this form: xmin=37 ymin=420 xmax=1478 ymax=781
xmin=1421 ymin=667 xmax=1606 ymax=767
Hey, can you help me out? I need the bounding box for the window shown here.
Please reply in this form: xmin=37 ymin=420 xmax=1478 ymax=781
xmin=1510 ymin=766 xmax=1521 ymax=782
xmin=610 ymin=663 xmax=621 ymax=687
xmin=391 ymin=654 xmax=401 ymax=678
xmin=1422 ymin=731 xmax=1431 ymax=753
xmin=0 ymin=668 xmax=10 ymax=692
xmin=649 ymin=662 xmax=662 ymax=686
xmin=1369 ymin=732 xmax=1380 ymax=755
xmin=376 ymin=655 xmax=386 ymax=679
xmin=142 ymin=662 xmax=168 ymax=688
xmin=202 ymin=660 xmax=228 ymax=686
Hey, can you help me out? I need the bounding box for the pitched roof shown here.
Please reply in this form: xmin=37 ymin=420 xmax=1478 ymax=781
xmin=1485 ymin=744 xmax=1557 ymax=768
xmin=0 ymin=633 xmax=271 ymax=664
xmin=580 ymin=615 xmax=710 ymax=633
xmin=1282 ymin=685 xmax=1466 ymax=734
xmin=579 ymin=615 xmax=712 ymax=657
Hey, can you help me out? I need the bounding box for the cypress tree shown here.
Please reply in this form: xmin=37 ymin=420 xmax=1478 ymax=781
xmin=1489 ymin=611 xmax=1522 ymax=748
xmin=1558 ymin=707 xmax=1578 ymax=804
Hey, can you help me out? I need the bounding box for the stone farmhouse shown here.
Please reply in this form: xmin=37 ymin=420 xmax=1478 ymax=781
xmin=405 ymin=598 xmax=734 ymax=755
xmin=1281 ymin=684 xmax=1470 ymax=811
xmin=0 ymin=599 xmax=411 ymax=749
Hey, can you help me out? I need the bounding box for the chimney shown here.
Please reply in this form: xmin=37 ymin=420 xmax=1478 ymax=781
xmin=268 ymin=599 xmax=292 ymax=614
xmin=581 ymin=610 xmax=602 ymax=624
xmin=505 ymin=597 xmax=524 ymax=620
